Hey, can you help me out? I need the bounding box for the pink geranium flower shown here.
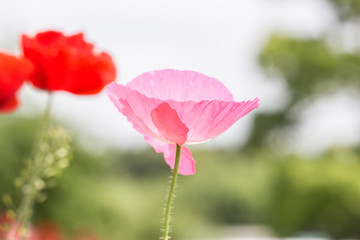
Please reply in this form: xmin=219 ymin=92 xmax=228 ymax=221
xmin=106 ymin=69 xmax=259 ymax=175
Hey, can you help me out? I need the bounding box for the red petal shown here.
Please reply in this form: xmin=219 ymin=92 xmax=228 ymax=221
xmin=0 ymin=96 xmax=18 ymax=113
xmin=0 ymin=51 xmax=33 ymax=113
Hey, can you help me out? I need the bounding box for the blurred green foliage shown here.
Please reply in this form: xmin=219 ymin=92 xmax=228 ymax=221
xmin=328 ymin=0 xmax=360 ymax=21
xmin=240 ymin=0 xmax=360 ymax=237
xmin=246 ymin=0 xmax=360 ymax=150
xmin=259 ymin=36 xmax=360 ymax=98
xmin=266 ymin=149 xmax=360 ymax=238
xmin=246 ymin=35 xmax=360 ymax=149
xmin=1 ymin=116 xmax=360 ymax=239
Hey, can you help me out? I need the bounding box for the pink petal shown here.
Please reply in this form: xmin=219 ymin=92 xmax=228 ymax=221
xmin=106 ymin=82 xmax=166 ymax=142
xmin=106 ymin=81 xmax=126 ymax=111
xmin=145 ymin=136 xmax=196 ymax=175
xmin=167 ymin=98 xmax=259 ymax=144
xmin=107 ymin=82 xmax=259 ymax=145
xmin=151 ymin=102 xmax=189 ymax=145
xmin=127 ymin=69 xmax=234 ymax=102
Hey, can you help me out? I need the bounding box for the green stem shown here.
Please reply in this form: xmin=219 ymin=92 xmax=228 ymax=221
xmin=36 ymin=92 xmax=53 ymax=140
xmin=162 ymin=144 xmax=181 ymax=240
xmin=14 ymin=92 xmax=53 ymax=240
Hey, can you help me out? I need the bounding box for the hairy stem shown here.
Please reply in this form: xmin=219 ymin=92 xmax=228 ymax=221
xmin=14 ymin=92 xmax=53 ymax=240
xmin=162 ymin=144 xmax=181 ymax=240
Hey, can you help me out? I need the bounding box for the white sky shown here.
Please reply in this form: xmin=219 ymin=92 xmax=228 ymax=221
xmin=1 ymin=0 xmax=358 ymax=154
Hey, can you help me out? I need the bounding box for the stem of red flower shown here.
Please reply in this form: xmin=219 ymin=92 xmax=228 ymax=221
xmin=162 ymin=144 xmax=181 ymax=240
xmin=14 ymin=92 xmax=53 ymax=240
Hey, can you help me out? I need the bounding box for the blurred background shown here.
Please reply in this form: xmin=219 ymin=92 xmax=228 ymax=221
xmin=1 ymin=0 xmax=360 ymax=239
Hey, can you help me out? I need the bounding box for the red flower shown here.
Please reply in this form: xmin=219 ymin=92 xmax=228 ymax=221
xmin=22 ymin=31 xmax=116 ymax=94
xmin=0 ymin=213 xmax=11 ymax=238
xmin=0 ymin=50 xmax=33 ymax=113
xmin=36 ymin=222 xmax=62 ymax=240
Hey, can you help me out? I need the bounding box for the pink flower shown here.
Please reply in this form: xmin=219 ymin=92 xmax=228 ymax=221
xmin=106 ymin=69 xmax=259 ymax=175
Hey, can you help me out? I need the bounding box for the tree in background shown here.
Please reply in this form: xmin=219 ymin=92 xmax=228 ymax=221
xmin=245 ymin=0 xmax=360 ymax=151
xmin=245 ymin=0 xmax=360 ymax=238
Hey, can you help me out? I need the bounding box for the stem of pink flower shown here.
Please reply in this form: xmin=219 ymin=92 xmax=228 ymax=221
xmin=162 ymin=144 xmax=181 ymax=240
